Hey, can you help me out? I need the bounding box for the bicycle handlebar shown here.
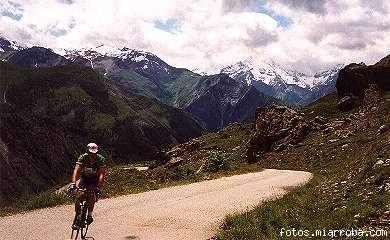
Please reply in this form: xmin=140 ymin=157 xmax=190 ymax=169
xmin=74 ymin=187 xmax=101 ymax=199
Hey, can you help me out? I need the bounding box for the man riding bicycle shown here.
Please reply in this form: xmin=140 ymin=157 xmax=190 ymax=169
xmin=67 ymin=143 xmax=106 ymax=228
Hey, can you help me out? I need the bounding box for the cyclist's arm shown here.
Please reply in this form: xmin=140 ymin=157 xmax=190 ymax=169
xmin=71 ymin=164 xmax=81 ymax=184
xmin=97 ymin=167 xmax=105 ymax=187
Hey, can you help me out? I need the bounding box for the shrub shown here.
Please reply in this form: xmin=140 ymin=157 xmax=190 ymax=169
xmin=204 ymin=152 xmax=229 ymax=173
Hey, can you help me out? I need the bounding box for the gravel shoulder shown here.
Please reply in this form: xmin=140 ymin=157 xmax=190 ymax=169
xmin=0 ymin=169 xmax=312 ymax=240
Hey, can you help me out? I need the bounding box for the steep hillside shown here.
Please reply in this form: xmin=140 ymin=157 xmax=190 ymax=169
xmin=216 ymin=64 xmax=390 ymax=239
xmin=0 ymin=62 xmax=205 ymax=204
xmin=186 ymin=74 xmax=276 ymax=130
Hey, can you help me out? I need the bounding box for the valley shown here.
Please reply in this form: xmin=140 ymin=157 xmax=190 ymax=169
xmin=0 ymin=35 xmax=389 ymax=240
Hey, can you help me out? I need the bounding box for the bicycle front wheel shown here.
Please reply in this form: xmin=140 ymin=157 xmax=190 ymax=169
xmin=79 ymin=201 xmax=88 ymax=239
xmin=81 ymin=224 xmax=89 ymax=239
xmin=71 ymin=213 xmax=81 ymax=239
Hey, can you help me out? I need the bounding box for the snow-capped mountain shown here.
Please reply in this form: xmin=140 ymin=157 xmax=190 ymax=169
xmin=0 ymin=36 xmax=27 ymax=52
xmin=221 ymin=57 xmax=344 ymax=105
xmin=54 ymin=45 xmax=173 ymax=75
xmin=222 ymin=58 xmax=309 ymax=88
xmin=310 ymin=64 xmax=345 ymax=86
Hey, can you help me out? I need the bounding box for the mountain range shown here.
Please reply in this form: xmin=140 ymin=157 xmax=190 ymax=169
xmin=0 ymin=36 xmax=345 ymax=127
xmin=56 ymin=46 xmax=278 ymax=129
xmin=57 ymin=45 xmax=344 ymax=108
xmin=221 ymin=57 xmax=344 ymax=106
xmin=0 ymin=37 xmax=280 ymax=130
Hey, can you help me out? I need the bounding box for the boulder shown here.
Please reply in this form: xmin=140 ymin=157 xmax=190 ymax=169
xmin=323 ymin=127 xmax=334 ymax=134
xmin=167 ymin=157 xmax=184 ymax=168
xmin=247 ymin=105 xmax=310 ymax=163
xmin=314 ymin=116 xmax=327 ymax=125
xmin=337 ymin=96 xmax=359 ymax=111
xmin=378 ymin=124 xmax=389 ymax=134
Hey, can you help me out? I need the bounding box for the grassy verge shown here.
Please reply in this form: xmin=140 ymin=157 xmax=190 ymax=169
xmin=216 ymin=92 xmax=390 ymax=239
xmin=0 ymin=123 xmax=262 ymax=217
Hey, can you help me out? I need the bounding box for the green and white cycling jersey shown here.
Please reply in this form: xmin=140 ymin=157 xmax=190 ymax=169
xmin=76 ymin=153 xmax=106 ymax=183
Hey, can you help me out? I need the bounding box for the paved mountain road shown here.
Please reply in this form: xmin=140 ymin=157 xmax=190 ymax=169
xmin=0 ymin=169 xmax=312 ymax=240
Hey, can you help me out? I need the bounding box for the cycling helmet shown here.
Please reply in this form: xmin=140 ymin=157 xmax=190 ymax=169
xmin=87 ymin=143 xmax=98 ymax=153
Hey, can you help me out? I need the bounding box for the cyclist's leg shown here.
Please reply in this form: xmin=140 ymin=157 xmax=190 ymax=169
xmin=75 ymin=191 xmax=82 ymax=213
xmin=74 ymin=178 xmax=86 ymax=214
xmin=85 ymin=184 xmax=96 ymax=224
xmin=86 ymin=184 xmax=97 ymax=213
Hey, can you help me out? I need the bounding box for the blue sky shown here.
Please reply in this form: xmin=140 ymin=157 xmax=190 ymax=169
xmin=251 ymin=1 xmax=291 ymax=28
xmin=1 ymin=9 xmax=22 ymax=21
xmin=1 ymin=0 xmax=23 ymax=21
xmin=62 ymin=0 xmax=75 ymax=4
xmin=50 ymin=28 xmax=69 ymax=37
xmin=154 ymin=18 xmax=178 ymax=33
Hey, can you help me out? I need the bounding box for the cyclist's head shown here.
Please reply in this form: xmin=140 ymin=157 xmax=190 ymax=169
xmin=87 ymin=143 xmax=98 ymax=154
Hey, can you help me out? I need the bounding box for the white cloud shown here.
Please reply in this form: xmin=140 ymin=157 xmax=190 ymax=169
xmin=263 ymin=0 xmax=390 ymax=73
xmin=0 ymin=0 xmax=390 ymax=74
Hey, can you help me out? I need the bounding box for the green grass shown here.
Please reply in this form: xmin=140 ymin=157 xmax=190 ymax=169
xmin=303 ymin=92 xmax=358 ymax=121
xmin=0 ymin=190 xmax=73 ymax=216
xmin=217 ymin=176 xmax=390 ymax=239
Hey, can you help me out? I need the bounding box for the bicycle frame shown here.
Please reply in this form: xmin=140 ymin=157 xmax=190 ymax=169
xmin=70 ymin=188 xmax=97 ymax=240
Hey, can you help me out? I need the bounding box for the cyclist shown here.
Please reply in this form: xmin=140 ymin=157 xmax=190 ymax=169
xmin=67 ymin=143 xmax=106 ymax=228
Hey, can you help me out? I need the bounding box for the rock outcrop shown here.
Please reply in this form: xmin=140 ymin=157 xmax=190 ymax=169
xmin=336 ymin=63 xmax=390 ymax=110
xmin=375 ymin=54 xmax=390 ymax=67
xmin=247 ymin=105 xmax=310 ymax=163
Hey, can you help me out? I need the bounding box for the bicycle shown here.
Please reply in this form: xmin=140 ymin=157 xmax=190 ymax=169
xmin=70 ymin=187 xmax=99 ymax=240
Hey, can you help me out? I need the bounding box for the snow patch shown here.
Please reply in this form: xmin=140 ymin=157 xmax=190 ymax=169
xmin=133 ymin=55 xmax=147 ymax=62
